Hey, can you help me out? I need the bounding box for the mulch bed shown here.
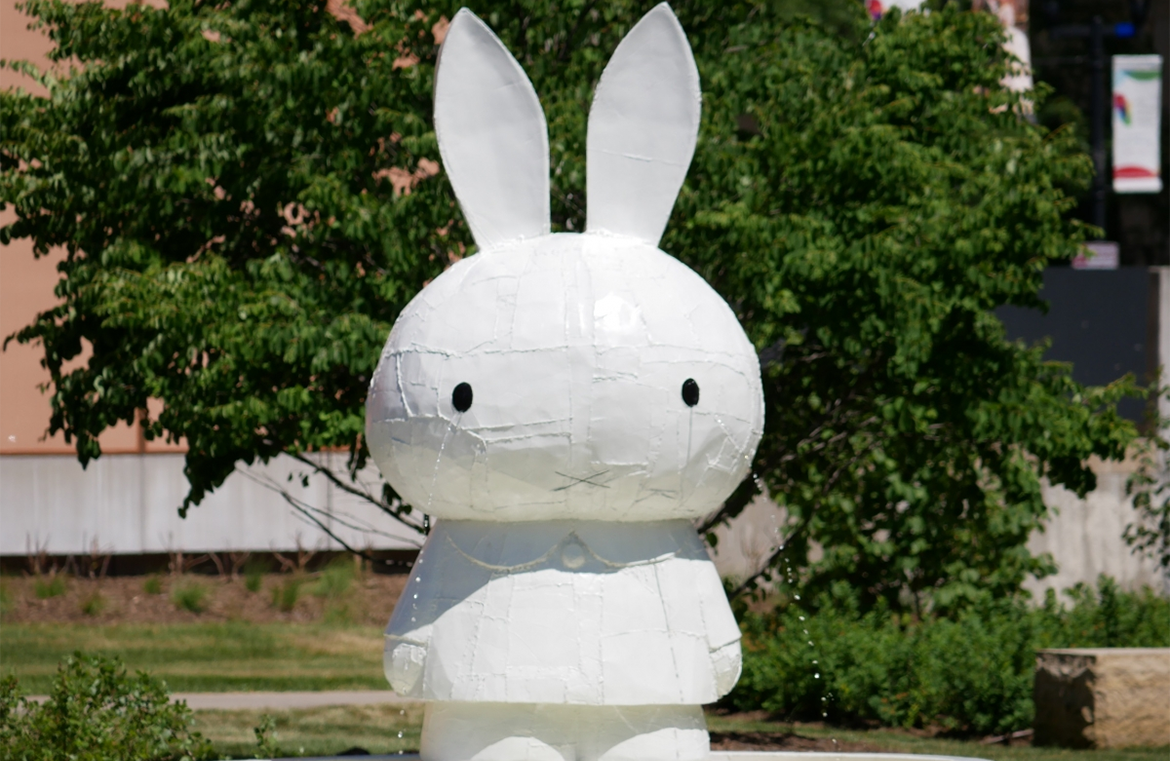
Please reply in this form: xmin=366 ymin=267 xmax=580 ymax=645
xmin=1 ymin=572 xmax=407 ymax=626
xmin=709 ymin=730 xmax=882 ymax=752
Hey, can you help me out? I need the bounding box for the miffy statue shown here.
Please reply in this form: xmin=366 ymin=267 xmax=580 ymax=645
xmin=366 ymin=4 xmax=764 ymax=760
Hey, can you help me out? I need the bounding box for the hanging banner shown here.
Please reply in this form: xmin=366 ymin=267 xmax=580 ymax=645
xmin=1112 ymin=55 xmax=1163 ymax=194
xmin=866 ymin=0 xmax=923 ymax=20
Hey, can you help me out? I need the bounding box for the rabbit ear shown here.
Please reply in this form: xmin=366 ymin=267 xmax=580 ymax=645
xmin=585 ymin=3 xmax=700 ymax=246
xmin=434 ymin=9 xmax=550 ymax=251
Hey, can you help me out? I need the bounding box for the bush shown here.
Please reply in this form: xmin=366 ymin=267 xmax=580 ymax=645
xmin=313 ymin=557 xmax=355 ymax=600
xmin=1034 ymin=575 xmax=1170 ymax=648
xmin=0 ymin=653 xmax=212 ymax=760
xmin=80 ymin=591 xmax=106 ymax=617
xmin=243 ymin=559 xmax=266 ymax=593
xmin=254 ymin=714 xmax=278 ymax=759
xmin=143 ymin=574 xmax=164 ymax=595
xmin=0 ymin=580 xmax=12 ymax=615
xmin=312 ymin=558 xmax=358 ymax=623
xmin=33 ymin=574 xmax=66 ymax=599
xmin=171 ymin=581 xmax=210 ymax=614
xmin=727 ymin=576 xmax=1170 ymax=735
xmin=273 ymin=577 xmax=303 ymax=613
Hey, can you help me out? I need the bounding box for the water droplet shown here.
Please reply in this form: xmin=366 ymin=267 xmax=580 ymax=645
xmin=814 ymin=673 xmax=820 ymax=679
xmin=398 ymin=731 xmax=404 ymax=739
xmin=794 ymin=594 xmax=801 ymax=600
xmin=413 ymin=593 xmax=418 ymax=599
xmin=808 ymin=641 xmax=814 ymax=646
xmin=798 ymin=616 xmax=805 ymax=621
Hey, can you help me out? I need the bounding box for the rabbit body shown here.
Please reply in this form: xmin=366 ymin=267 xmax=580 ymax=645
xmin=371 ymin=233 xmax=759 ymax=698
xmin=383 ymin=520 xmax=742 ymax=704
xmin=366 ymin=5 xmax=764 ymax=760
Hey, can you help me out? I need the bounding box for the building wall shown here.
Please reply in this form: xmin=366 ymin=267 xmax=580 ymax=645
xmin=710 ymin=469 xmax=1169 ymax=600
xmin=0 ymin=452 xmax=422 ymax=556
xmin=1027 ymin=459 xmax=1168 ymax=597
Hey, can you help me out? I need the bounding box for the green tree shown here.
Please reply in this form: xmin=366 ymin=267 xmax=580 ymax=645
xmin=1 ymin=0 xmax=1138 ymax=611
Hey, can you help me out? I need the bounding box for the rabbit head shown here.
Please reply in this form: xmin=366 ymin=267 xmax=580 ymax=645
xmin=366 ymin=3 xmax=764 ymax=522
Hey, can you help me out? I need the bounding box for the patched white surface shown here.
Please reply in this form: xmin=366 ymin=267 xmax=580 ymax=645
xmin=368 ymin=3 xmax=760 ymax=756
xmin=585 ymin=4 xmax=701 ymax=246
xmin=385 ymin=521 xmax=741 ymax=705
xmin=367 ymin=235 xmax=762 ymax=522
xmin=434 ymin=9 xmax=549 ymax=250
xmin=421 ymin=702 xmax=708 ymax=761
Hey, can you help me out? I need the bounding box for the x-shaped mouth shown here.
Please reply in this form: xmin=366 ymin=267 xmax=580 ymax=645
xmin=552 ymin=470 xmax=611 ymax=491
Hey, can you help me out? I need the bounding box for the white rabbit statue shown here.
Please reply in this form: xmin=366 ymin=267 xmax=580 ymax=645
xmin=366 ymin=4 xmax=764 ymax=760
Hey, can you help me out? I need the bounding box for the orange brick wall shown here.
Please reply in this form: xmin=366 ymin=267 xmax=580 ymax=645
xmin=1 ymin=1 xmax=180 ymax=456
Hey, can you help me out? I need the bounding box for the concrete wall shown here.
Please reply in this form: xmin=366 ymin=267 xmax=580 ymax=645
xmin=1026 ymin=459 xmax=1169 ymax=597
xmin=0 ymin=452 xmax=422 ymax=556
xmin=709 ymin=468 xmax=1170 ymax=599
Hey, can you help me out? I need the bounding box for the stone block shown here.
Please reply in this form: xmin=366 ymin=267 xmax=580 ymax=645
xmin=1034 ymin=648 xmax=1170 ymax=748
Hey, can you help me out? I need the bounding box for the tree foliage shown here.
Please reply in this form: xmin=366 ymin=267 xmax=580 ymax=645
xmin=1 ymin=0 xmax=1138 ymax=611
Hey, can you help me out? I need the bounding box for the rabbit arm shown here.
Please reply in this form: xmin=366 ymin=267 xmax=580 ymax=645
xmin=384 ymin=627 xmax=432 ymax=697
xmin=696 ymin=560 xmax=744 ymax=698
xmin=710 ymin=639 xmax=743 ymax=697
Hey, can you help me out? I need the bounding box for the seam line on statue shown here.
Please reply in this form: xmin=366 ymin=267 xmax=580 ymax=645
xmin=442 ymin=531 xmax=678 ymax=571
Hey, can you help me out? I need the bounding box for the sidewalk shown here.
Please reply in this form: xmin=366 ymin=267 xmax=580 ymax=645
xmin=177 ymin=690 xmax=418 ymax=710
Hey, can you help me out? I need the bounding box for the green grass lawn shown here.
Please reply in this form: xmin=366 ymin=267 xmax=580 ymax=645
xmin=194 ymin=703 xmax=424 ymax=758
xmin=0 ymin=622 xmax=385 ymax=693
xmin=187 ymin=708 xmax=1168 ymax=761
xmin=706 ymin=714 xmax=1168 ymax=761
xmin=2 ymin=622 xmax=1164 ymax=760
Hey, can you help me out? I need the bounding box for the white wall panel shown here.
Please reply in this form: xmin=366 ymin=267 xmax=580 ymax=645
xmin=0 ymin=452 xmax=422 ymax=556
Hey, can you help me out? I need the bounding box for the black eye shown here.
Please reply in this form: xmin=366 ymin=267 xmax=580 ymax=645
xmin=681 ymin=378 xmax=699 ymax=407
xmin=452 ymin=382 xmax=473 ymax=412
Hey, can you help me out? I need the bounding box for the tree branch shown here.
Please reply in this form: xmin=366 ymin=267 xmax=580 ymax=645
xmin=288 ymin=451 xmax=425 ymax=533
xmin=243 ymin=470 xmax=422 ymax=570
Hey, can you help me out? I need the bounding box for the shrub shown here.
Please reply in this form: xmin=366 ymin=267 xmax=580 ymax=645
xmin=243 ymin=558 xmax=267 ymax=593
xmin=727 ymin=576 xmax=1170 ymax=735
xmin=313 ymin=557 xmax=355 ymax=600
xmin=143 ymin=574 xmax=164 ymax=595
xmin=171 ymin=581 xmax=210 ymax=614
xmin=0 ymin=653 xmax=212 ymax=760
xmin=1032 ymin=575 xmax=1170 ymax=648
xmin=273 ymin=577 xmax=303 ymax=613
xmin=254 ymin=714 xmax=278 ymax=758
xmin=80 ymin=591 xmax=105 ymax=617
xmin=0 ymin=579 xmax=13 ymax=615
xmin=33 ymin=574 xmax=66 ymax=599
xmin=323 ymin=601 xmax=355 ymax=625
